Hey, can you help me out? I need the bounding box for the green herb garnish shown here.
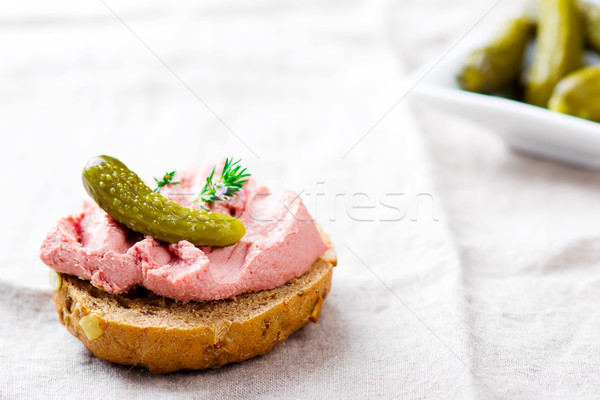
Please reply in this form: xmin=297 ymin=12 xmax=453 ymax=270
xmin=154 ymin=171 xmax=180 ymax=192
xmin=196 ymin=158 xmax=250 ymax=204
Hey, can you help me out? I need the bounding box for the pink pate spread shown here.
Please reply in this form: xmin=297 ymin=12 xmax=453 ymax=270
xmin=40 ymin=167 xmax=328 ymax=302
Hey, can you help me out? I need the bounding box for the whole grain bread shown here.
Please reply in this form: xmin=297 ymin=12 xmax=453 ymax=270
xmin=52 ymin=236 xmax=337 ymax=374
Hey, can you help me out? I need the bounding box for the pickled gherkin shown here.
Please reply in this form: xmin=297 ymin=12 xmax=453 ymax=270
xmin=82 ymin=155 xmax=246 ymax=247
xmin=458 ymin=17 xmax=535 ymax=94
xmin=525 ymin=0 xmax=584 ymax=107
xmin=548 ymin=66 xmax=600 ymax=122
xmin=580 ymin=0 xmax=600 ymax=53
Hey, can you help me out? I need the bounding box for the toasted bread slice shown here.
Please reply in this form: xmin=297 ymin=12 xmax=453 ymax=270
xmin=52 ymin=237 xmax=336 ymax=374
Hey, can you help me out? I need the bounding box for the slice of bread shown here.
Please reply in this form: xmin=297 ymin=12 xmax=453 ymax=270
xmin=52 ymin=236 xmax=337 ymax=374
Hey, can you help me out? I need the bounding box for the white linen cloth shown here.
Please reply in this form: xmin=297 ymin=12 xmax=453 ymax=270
xmin=2 ymin=0 xmax=599 ymax=398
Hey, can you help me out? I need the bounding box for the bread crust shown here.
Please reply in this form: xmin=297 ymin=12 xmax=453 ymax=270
xmin=52 ymin=237 xmax=336 ymax=374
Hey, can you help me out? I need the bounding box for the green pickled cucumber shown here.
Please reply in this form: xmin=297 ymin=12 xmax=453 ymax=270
xmin=82 ymin=155 xmax=245 ymax=247
xmin=580 ymin=1 xmax=600 ymax=53
xmin=525 ymin=0 xmax=584 ymax=107
xmin=548 ymin=66 xmax=600 ymax=122
xmin=458 ymin=17 xmax=535 ymax=94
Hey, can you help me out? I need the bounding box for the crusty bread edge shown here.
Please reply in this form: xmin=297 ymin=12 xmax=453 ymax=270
xmin=52 ymin=233 xmax=337 ymax=374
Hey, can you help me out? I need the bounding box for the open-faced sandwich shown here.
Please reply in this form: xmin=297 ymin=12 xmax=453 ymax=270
xmin=40 ymin=156 xmax=336 ymax=374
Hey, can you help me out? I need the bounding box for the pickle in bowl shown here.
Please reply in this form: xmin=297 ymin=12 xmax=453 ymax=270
xmin=548 ymin=65 xmax=600 ymax=122
xmin=580 ymin=0 xmax=600 ymax=53
xmin=525 ymin=0 xmax=584 ymax=107
xmin=458 ymin=17 xmax=535 ymax=95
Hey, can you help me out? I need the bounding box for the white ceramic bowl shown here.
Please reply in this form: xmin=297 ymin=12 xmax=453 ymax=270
xmin=409 ymin=24 xmax=600 ymax=169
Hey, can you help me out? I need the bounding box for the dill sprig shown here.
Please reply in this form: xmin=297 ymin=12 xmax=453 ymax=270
xmin=154 ymin=171 xmax=180 ymax=192
xmin=196 ymin=158 xmax=250 ymax=204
